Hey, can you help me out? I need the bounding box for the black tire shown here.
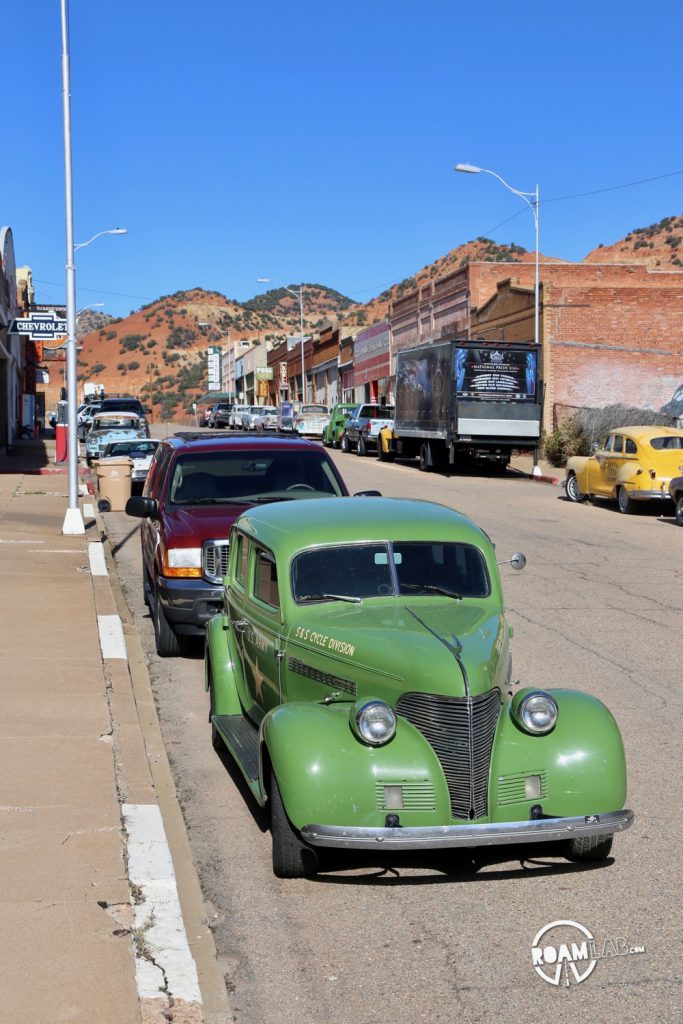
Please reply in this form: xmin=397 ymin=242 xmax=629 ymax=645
xmin=270 ymin=771 xmax=318 ymax=878
xmin=153 ymin=585 xmax=181 ymax=658
xmin=565 ymin=471 xmax=585 ymax=503
xmin=357 ymin=433 xmax=367 ymax=457
xmin=340 ymin=433 xmax=350 ymax=453
xmin=675 ymin=495 xmax=683 ymax=526
xmin=419 ymin=443 xmax=431 ymax=473
xmin=142 ymin=567 xmax=152 ymax=608
xmin=564 ymin=834 xmax=613 ymax=862
xmin=617 ymin=486 xmax=635 ymax=515
xmin=377 ymin=442 xmax=394 ymax=462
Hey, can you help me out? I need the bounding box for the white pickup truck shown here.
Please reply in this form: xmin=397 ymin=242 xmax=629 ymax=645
xmin=340 ymin=403 xmax=395 ymax=456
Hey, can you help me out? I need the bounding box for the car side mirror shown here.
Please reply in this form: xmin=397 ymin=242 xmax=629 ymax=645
xmin=353 ymin=490 xmax=382 ymax=497
xmin=125 ymin=495 xmax=159 ymax=519
xmin=497 ymin=552 xmax=526 ymax=570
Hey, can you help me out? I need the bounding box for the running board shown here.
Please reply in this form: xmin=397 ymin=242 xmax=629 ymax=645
xmin=212 ymin=714 xmax=260 ymax=783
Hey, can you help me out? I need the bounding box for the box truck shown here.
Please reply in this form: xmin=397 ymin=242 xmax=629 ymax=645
xmin=385 ymin=333 xmax=542 ymax=471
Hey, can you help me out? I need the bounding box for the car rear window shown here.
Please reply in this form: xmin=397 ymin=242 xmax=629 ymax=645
xmin=359 ymin=406 xmax=395 ymax=418
xmin=168 ymin=450 xmax=344 ymax=504
xmin=649 ymin=436 xmax=683 ymax=450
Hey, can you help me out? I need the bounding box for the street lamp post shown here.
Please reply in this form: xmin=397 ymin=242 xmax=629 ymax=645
xmin=74 ymin=228 xmax=127 ymax=251
xmin=454 ymin=162 xmax=541 ymax=474
xmin=454 ymin=163 xmax=539 ymax=356
xmin=256 ymin=278 xmax=306 ymax=401
xmin=60 ymin=2 xmax=127 ymax=532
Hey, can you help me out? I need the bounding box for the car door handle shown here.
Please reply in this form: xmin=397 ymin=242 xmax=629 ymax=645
xmin=231 ymin=619 xmax=248 ymax=633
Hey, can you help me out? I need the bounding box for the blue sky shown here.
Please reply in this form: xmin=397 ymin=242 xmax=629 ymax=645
xmin=5 ymin=1 xmax=682 ymax=317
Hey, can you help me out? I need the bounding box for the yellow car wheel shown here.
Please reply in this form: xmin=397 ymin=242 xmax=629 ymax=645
xmin=617 ymin=486 xmax=635 ymax=515
xmin=565 ymin=471 xmax=585 ymax=503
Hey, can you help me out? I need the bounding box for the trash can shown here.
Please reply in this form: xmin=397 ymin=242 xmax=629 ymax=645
xmin=95 ymin=457 xmax=133 ymax=512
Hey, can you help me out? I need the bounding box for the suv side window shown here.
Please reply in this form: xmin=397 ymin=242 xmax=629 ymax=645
xmin=144 ymin=446 xmax=171 ymax=497
xmin=253 ymin=548 xmax=280 ymax=611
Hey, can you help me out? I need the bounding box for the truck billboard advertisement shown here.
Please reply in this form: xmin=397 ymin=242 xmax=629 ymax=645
xmin=395 ymin=344 xmax=451 ymax=430
xmin=454 ymin=347 xmax=537 ymax=401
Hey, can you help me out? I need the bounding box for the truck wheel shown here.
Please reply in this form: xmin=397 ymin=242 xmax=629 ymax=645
xmin=676 ymin=496 xmax=683 ymax=526
xmin=341 ymin=434 xmax=350 ymax=453
xmin=378 ymin=443 xmax=394 ymax=462
xmin=153 ymin=585 xmax=182 ymax=658
xmin=617 ymin=486 xmax=635 ymax=515
xmin=270 ymin=771 xmax=318 ymax=878
xmin=565 ymin=472 xmax=585 ymax=503
xmin=419 ymin=443 xmax=431 ymax=472
xmin=357 ymin=434 xmax=367 ymax=456
xmin=564 ymin=834 xmax=613 ymax=862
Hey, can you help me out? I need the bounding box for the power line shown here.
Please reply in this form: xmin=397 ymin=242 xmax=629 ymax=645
xmin=542 ymin=168 xmax=683 ymax=204
xmin=34 ymin=278 xmax=155 ymax=301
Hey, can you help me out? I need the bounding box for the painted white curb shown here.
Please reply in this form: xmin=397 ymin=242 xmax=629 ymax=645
xmin=97 ymin=614 xmax=128 ymax=660
xmin=122 ymin=803 xmax=202 ymax=1005
xmin=83 ymin=502 xmax=95 ymax=519
xmin=88 ymin=542 xmax=108 ymax=577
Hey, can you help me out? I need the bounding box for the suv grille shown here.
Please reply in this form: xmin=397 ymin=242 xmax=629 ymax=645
xmin=396 ymin=689 xmax=501 ymax=819
xmin=202 ymin=539 xmax=230 ymax=583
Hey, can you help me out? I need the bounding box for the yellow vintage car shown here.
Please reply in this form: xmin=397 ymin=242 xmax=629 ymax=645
xmin=565 ymin=425 xmax=683 ymax=514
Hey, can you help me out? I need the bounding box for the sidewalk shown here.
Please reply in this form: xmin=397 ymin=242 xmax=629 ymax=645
xmin=0 ymin=439 xmax=225 ymax=1024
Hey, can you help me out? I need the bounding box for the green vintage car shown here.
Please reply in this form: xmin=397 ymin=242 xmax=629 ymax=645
xmin=205 ymin=497 xmax=633 ymax=877
xmin=322 ymin=402 xmax=359 ymax=448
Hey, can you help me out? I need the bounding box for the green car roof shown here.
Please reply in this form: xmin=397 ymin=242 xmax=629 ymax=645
xmin=238 ymin=496 xmax=491 ymax=559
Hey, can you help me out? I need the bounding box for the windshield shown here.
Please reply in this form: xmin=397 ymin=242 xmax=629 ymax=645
xmin=169 ymin=450 xmax=344 ymax=504
xmin=649 ymin=436 xmax=683 ymax=450
xmin=108 ymin=441 xmax=158 ymax=456
xmin=292 ymin=541 xmax=490 ymax=602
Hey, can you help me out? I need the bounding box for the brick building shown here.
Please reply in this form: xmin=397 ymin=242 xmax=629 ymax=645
xmin=388 ymin=261 xmax=683 ymax=431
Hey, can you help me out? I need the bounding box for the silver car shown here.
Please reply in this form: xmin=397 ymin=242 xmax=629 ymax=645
xmin=229 ymin=404 xmax=250 ymax=429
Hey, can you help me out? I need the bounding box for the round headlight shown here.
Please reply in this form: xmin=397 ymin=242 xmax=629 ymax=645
xmin=515 ymin=690 xmax=558 ymax=735
xmin=351 ymin=700 xmax=396 ymax=746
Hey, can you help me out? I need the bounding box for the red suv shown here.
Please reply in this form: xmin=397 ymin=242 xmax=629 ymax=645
xmin=125 ymin=434 xmax=351 ymax=656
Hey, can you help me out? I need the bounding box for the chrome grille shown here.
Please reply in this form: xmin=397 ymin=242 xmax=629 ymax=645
xmin=202 ymin=539 xmax=230 ymax=583
xmin=396 ymin=689 xmax=501 ymax=819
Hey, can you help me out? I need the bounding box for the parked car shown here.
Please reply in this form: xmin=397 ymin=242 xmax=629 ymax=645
xmin=341 ymin=403 xmax=395 ymax=455
xmin=255 ymin=407 xmax=278 ymax=431
xmin=125 ymin=435 xmax=352 ymax=657
xmin=85 ymin=412 xmax=149 ymax=464
xmin=229 ymin=404 xmax=250 ymax=429
xmin=668 ymin=475 xmax=683 ymax=525
xmin=322 ymin=402 xmax=359 ymax=448
xmin=241 ymin=405 xmax=273 ymax=431
xmin=293 ymin=404 xmax=330 ymax=438
xmin=209 ymin=402 xmax=233 ymax=428
xmin=203 ymin=405 xmax=216 ymax=426
xmin=100 ymin=438 xmax=160 ymax=487
xmin=77 ymin=401 xmax=102 ymax=441
xmin=98 ymin=397 xmax=150 ymax=433
xmin=565 ymin=425 xmax=683 ymax=513
xmin=205 ymin=496 xmax=634 ymax=878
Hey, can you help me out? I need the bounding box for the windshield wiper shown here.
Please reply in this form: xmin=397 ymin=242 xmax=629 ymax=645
xmin=174 ymin=498 xmax=249 ymax=506
xmin=400 ymin=583 xmax=462 ymax=600
xmin=299 ymin=593 xmax=362 ymax=604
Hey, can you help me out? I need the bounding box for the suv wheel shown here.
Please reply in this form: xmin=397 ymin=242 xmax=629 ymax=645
xmin=153 ymin=585 xmax=182 ymax=657
xmin=357 ymin=434 xmax=367 ymax=457
xmin=341 ymin=434 xmax=350 ymax=453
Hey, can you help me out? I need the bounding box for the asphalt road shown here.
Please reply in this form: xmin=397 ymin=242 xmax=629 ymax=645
xmin=104 ymin=441 xmax=682 ymax=1024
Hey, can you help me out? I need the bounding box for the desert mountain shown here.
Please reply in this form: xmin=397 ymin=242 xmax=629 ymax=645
xmin=78 ymin=220 xmax=682 ymax=419
xmin=585 ymin=214 xmax=683 ymax=269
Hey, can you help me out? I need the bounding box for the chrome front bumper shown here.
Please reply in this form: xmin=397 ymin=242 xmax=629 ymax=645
xmin=301 ymin=809 xmax=634 ymax=850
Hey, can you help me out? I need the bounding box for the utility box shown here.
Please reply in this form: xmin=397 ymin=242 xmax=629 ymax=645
xmin=95 ymin=457 xmax=133 ymax=511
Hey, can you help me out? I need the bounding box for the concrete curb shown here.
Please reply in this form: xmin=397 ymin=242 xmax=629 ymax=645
xmin=89 ymin=501 xmax=232 ymax=1024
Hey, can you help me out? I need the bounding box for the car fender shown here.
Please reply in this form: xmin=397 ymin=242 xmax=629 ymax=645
xmin=260 ymin=702 xmax=451 ymax=830
xmin=489 ymin=689 xmax=627 ymax=821
xmin=205 ymin=612 xmax=245 ymax=716
xmin=565 ymin=455 xmax=591 ymax=488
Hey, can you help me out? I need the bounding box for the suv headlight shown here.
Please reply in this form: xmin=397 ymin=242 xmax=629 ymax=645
xmin=164 ymin=547 xmax=202 ymax=578
xmin=512 ymin=689 xmax=558 ymax=735
xmin=350 ymin=700 xmax=396 ymax=746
